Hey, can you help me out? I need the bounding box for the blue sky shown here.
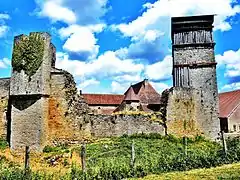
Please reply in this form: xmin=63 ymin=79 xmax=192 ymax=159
xmin=0 ymin=0 xmax=240 ymax=94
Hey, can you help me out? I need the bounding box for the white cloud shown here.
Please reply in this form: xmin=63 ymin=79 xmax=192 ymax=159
xmin=36 ymin=0 xmax=108 ymax=25
xmin=0 ymin=62 xmax=5 ymax=69
xmin=114 ymin=74 xmax=142 ymax=83
xmin=35 ymin=0 xmax=108 ymax=60
xmin=143 ymin=30 xmax=164 ymax=42
xmin=0 ymin=14 xmax=10 ymax=20
xmin=0 ymin=13 xmax=10 ymax=38
xmin=56 ymin=51 xmax=172 ymax=93
xmin=216 ymin=49 xmax=240 ymax=77
xmin=0 ymin=26 xmax=8 ymax=37
xmin=221 ymin=82 xmax=240 ymax=92
xmin=56 ymin=51 xmax=144 ymax=80
xmin=110 ymin=0 xmax=240 ymax=64
xmin=111 ymin=81 xmax=130 ymax=94
xmin=150 ymin=81 xmax=170 ymax=93
xmin=0 ymin=58 xmax=10 ymax=69
xmin=114 ymin=0 xmax=240 ymax=39
xmin=145 ymin=55 xmax=172 ymax=81
xmin=77 ymin=78 xmax=100 ymax=89
xmin=40 ymin=0 xmax=77 ymax=24
xmin=59 ymin=24 xmax=105 ymax=58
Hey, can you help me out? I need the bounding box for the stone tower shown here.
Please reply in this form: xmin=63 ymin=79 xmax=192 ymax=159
xmin=171 ymin=15 xmax=220 ymax=139
xmin=9 ymin=32 xmax=55 ymax=151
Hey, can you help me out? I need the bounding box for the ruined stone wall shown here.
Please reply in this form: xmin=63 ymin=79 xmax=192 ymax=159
xmin=48 ymin=71 xmax=164 ymax=142
xmin=9 ymin=32 xmax=54 ymax=151
xmin=48 ymin=70 xmax=75 ymax=142
xmin=10 ymin=96 xmax=48 ymax=151
xmin=166 ymin=87 xmax=202 ymax=137
xmin=79 ymin=114 xmax=164 ymax=138
xmin=48 ymin=69 xmax=90 ymax=143
xmin=165 ymin=86 xmax=219 ymax=139
xmin=10 ymin=33 xmax=53 ymax=95
xmin=0 ymin=78 xmax=10 ymax=138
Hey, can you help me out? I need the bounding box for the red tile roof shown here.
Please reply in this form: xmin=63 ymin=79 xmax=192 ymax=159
xmin=130 ymin=79 xmax=161 ymax=104
xmin=124 ymin=86 xmax=140 ymax=101
xmin=219 ymin=89 xmax=240 ymax=118
xmin=83 ymin=94 xmax=124 ymax=105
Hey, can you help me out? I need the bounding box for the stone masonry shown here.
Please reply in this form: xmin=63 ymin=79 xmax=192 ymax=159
xmin=0 ymin=78 xmax=10 ymax=139
xmin=9 ymin=32 xmax=54 ymax=151
xmin=170 ymin=15 xmax=220 ymax=139
xmin=0 ymin=14 xmax=222 ymax=151
xmin=0 ymin=32 xmax=164 ymax=151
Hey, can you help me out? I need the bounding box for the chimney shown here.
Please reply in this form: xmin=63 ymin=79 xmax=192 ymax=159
xmin=80 ymin=90 xmax=82 ymax=95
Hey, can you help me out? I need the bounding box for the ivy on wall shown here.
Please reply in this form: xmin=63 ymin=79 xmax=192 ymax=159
xmin=12 ymin=34 xmax=44 ymax=77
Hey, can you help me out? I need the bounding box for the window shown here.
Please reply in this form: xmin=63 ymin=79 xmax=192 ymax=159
xmin=233 ymin=125 xmax=237 ymax=132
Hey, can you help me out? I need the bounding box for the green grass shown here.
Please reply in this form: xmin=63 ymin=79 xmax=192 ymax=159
xmin=0 ymin=134 xmax=240 ymax=179
xmin=131 ymin=163 xmax=240 ymax=180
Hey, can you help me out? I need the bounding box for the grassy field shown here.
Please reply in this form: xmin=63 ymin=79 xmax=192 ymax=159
xmin=133 ymin=163 xmax=240 ymax=180
xmin=0 ymin=134 xmax=239 ymax=179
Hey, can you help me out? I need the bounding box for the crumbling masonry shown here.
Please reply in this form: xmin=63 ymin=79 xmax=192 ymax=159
xmin=166 ymin=15 xmax=220 ymax=139
xmin=0 ymin=15 xmax=220 ymax=151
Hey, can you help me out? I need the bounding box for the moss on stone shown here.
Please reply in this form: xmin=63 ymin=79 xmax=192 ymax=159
xmin=12 ymin=33 xmax=44 ymax=77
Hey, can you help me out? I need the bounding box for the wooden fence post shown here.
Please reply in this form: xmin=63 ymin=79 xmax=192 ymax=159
xmin=81 ymin=141 xmax=86 ymax=173
xmin=131 ymin=140 xmax=135 ymax=169
xmin=221 ymin=131 xmax=227 ymax=156
xmin=183 ymin=136 xmax=187 ymax=156
xmin=24 ymin=146 xmax=30 ymax=170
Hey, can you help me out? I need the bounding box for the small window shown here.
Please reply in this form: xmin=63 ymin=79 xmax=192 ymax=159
xmin=233 ymin=125 xmax=237 ymax=132
xmin=239 ymin=125 xmax=240 ymax=132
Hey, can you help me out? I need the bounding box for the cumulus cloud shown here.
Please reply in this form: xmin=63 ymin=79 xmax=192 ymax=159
xmin=0 ymin=14 xmax=10 ymax=20
xmin=0 ymin=58 xmax=11 ymax=69
xmin=35 ymin=0 xmax=108 ymax=60
xmin=145 ymin=55 xmax=172 ymax=81
xmin=151 ymin=81 xmax=170 ymax=93
xmin=59 ymin=24 xmax=105 ymax=58
xmin=111 ymin=81 xmax=130 ymax=94
xmin=77 ymin=78 xmax=100 ymax=90
xmin=216 ymin=49 xmax=240 ymax=78
xmin=0 ymin=26 xmax=8 ymax=37
xmin=0 ymin=13 xmax=10 ymax=38
xmin=36 ymin=0 xmax=108 ymax=25
xmin=56 ymin=51 xmax=144 ymax=80
xmin=40 ymin=0 xmax=77 ymax=24
xmin=114 ymin=0 xmax=240 ymax=37
xmin=110 ymin=0 xmax=240 ymax=63
xmin=56 ymin=51 xmax=172 ymax=93
xmin=221 ymin=82 xmax=240 ymax=92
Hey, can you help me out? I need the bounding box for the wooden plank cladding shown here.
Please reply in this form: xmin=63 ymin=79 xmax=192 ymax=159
xmin=173 ymin=30 xmax=214 ymax=45
xmin=171 ymin=14 xmax=216 ymax=88
xmin=171 ymin=15 xmax=215 ymax=45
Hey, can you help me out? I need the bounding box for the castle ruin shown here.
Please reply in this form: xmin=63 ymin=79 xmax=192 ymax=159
xmin=0 ymin=15 xmax=220 ymax=152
